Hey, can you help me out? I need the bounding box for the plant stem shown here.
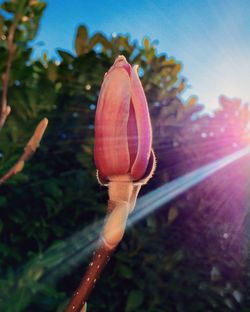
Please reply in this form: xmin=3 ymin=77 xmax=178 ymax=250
xmin=0 ymin=118 xmax=48 ymax=185
xmin=65 ymin=177 xmax=135 ymax=311
xmin=65 ymin=241 xmax=115 ymax=312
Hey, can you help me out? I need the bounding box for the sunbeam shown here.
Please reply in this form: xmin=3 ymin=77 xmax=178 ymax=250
xmin=14 ymin=145 xmax=250 ymax=292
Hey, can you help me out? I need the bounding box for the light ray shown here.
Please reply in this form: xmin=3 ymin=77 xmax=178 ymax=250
xmin=128 ymin=146 xmax=250 ymax=227
xmin=42 ymin=146 xmax=250 ymax=283
xmin=8 ymin=146 xmax=250 ymax=306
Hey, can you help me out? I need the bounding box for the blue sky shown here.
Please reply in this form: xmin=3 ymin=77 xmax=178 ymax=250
xmin=7 ymin=0 xmax=250 ymax=111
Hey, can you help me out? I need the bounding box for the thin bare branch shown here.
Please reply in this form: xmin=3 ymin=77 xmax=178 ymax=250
xmin=0 ymin=105 xmax=11 ymax=129
xmin=0 ymin=118 xmax=48 ymax=185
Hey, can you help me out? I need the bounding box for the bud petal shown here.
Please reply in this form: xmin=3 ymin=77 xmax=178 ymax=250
xmin=130 ymin=65 xmax=152 ymax=180
xmin=94 ymin=58 xmax=132 ymax=177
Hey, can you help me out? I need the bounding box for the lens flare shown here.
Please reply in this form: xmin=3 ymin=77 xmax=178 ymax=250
xmin=8 ymin=146 xmax=250 ymax=310
xmin=36 ymin=146 xmax=250 ymax=285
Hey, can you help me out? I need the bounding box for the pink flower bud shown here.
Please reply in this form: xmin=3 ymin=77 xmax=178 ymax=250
xmin=94 ymin=55 xmax=153 ymax=182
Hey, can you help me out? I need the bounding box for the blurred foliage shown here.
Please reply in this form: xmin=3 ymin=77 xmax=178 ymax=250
xmin=1 ymin=1 xmax=250 ymax=311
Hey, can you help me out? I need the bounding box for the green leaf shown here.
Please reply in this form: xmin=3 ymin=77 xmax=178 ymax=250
xmin=16 ymin=0 xmax=29 ymax=16
xmin=125 ymin=290 xmax=144 ymax=312
xmin=75 ymin=25 xmax=88 ymax=56
xmin=143 ymin=37 xmax=150 ymax=50
xmin=0 ymin=14 xmax=4 ymax=38
xmin=0 ymin=196 xmax=7 ymax=206
xmin=1 ymin=1 xmax=17 ymax=13
xmin=168 ymin=206 xmax=179 ymax=223
xmin=118 ymin=264 xmax=133 ymax=279
xmin=57 ymin=49 xmax=75 ymax=64
xmin=47 ymin=62 xmax=58 ymax=82
xmin=32 ymin=2 xmax=47 ymax=13
xmin=89 ymin=33 xmax=111 ymax=51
